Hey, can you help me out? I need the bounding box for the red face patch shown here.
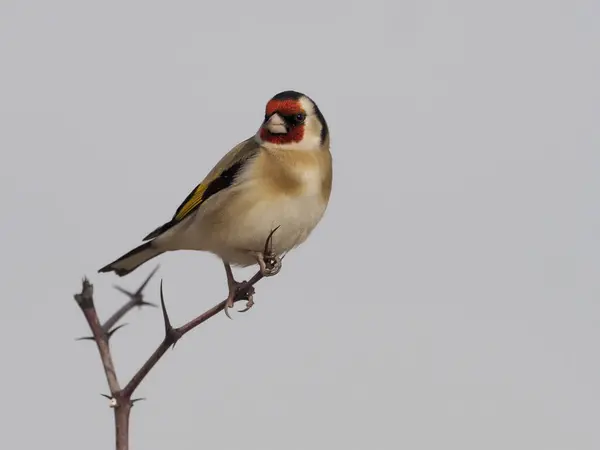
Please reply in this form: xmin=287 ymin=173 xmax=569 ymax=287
xmin=265 ymin=99 xmax=303 ymax=116
xmin=261 ymin=98 xmax=305 ymax=144
xmin=260 ymin=125 xmax=304 ymax=144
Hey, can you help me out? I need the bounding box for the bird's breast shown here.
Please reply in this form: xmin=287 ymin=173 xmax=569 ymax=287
xmin=222 ymin=149 xmax=330 ymax=254
xmin=250 ymin=148 xmax=331 ymax=200
xmin=179 ymin=148 xmax=331 ymax=265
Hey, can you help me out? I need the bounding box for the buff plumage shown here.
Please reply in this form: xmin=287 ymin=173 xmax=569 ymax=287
xmin=99 ymin=91 xmax=332 ymax=315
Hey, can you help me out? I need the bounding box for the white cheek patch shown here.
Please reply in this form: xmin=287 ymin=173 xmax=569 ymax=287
xmin=296 ymin=98 xmax=323 ymax=150
xmin=291 ymin=128 xmax=322 ymax=151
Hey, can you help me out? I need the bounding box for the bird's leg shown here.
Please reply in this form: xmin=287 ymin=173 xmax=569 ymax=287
xmin=223 ymin=261 xmax=254 ymax=318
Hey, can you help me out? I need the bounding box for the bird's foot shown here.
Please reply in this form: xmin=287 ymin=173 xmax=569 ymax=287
xmin=255 ymin=226 xmax=282 ymax=277
xmin=256 ymin=252 xmax=282 ymax=277
xmin=224 ymin=279 xmax=255 ymax=319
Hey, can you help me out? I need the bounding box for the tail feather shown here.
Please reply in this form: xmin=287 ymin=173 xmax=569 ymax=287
xmin=99 ymin=242 xmax=164 ymax=277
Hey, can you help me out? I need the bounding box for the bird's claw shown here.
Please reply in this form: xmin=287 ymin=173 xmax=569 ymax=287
xmin=224 ymin=296 xmax=236 ymax=320
xmin=238 ymin=295 xmax=255 ymax=313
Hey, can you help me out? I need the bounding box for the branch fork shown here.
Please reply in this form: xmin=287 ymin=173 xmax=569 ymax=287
xmin=73 ymin=231 xmax=282 ymax=450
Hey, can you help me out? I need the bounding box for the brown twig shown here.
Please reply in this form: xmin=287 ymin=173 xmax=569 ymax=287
xmin=122 ymin=272 xmax=263 ymax=397
xmin=74 ymin=279 xmax=128 ymax=448
xmin=74 ymin=280 xmax=121 ymax=394
xmin=75 ymin=266 xmax=159 ymax=344
xmin=73 ymin=247 xmax=278 ymax=450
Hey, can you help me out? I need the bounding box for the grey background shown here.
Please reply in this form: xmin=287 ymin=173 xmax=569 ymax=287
xmin=1 ymin=1 xmax=598 ymax=449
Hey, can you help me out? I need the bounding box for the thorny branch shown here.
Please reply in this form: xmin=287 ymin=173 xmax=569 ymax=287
xmin=73 ymin=233 xmax=281 ymax=450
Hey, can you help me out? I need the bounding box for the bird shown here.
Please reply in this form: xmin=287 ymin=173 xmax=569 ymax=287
xmin=99 ymin=90 xmax=332 ymax=317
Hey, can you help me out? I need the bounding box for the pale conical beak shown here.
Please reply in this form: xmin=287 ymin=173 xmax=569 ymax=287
xmin=264 ymin=113 xmax=287 ymax=134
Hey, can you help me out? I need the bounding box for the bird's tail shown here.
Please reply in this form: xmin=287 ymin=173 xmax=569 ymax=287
xmin=99 ymin=242 xmax=164 ymax=277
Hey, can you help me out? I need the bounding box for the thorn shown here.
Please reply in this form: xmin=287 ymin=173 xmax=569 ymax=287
xmin=106 ymin=323 xmax=128 ymax=339
xmin=135 ymin=265 xmax=160 ymax=296
xmin=113 ymin=266 xmax=160 ymax=308
xmin=131 ymin=397 xmax=146 ymax=405
xmin=160 ymin=280 xmax=172 ymax=333
xmin=77 ymin=323 xmax=128 ymax=342
xmin=138 ymin=301 xmax=157 ymax=309
xmin=113 ymin=285 xmax=134 ymax=297
xmin=159 ymin=280 xmax=181 ymax=348
xmin=100 ymin=393 xmax=118 ymax=407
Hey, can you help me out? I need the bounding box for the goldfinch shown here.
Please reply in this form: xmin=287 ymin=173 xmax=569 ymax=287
xmin=99 ymin=90 xmax=332 ymax=315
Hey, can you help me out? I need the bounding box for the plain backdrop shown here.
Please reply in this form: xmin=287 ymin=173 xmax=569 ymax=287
xmin=1 ymin=1 xmax=598 ymax=449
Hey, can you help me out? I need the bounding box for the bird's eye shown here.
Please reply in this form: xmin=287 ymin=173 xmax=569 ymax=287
xmin=294 ymin=113 xmax=306 ymax=123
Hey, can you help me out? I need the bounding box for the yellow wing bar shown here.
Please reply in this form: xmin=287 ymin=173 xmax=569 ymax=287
xmin=142 ymin=138 xmax=259 ymax=242
xmin=173 ymin=183 xmax=208 ymax=221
